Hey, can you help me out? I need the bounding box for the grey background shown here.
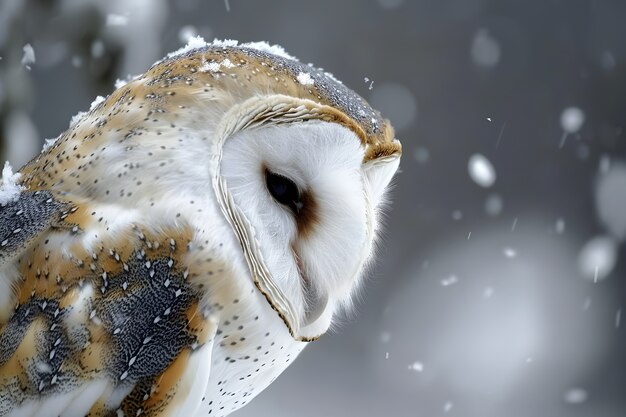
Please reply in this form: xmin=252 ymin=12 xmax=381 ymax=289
xmin=1 ymin=0 xmax=625 ymax=416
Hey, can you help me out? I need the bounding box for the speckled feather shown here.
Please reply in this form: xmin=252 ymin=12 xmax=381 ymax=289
xmin=0 ymin=42 xmax=401 ymax=417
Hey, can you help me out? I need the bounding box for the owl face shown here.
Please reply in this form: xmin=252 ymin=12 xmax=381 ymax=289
xmin=220 ymin=121 xmax=399 ymax=340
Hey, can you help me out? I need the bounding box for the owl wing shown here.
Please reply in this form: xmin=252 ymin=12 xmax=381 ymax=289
xmin=0 ymin=192 xmax=217 ymax=417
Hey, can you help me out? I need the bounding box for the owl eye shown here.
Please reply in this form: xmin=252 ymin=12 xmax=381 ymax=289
xmin=265 ymin=170 xmax=303 ymax=213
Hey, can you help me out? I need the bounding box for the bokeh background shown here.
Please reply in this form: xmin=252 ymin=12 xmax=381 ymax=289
xmin=1 ymin=0 xmax=625 ymax=416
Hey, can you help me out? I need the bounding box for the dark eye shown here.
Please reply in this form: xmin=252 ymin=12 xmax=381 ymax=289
xmin=265 ymin=170 xmax=303 ymax=213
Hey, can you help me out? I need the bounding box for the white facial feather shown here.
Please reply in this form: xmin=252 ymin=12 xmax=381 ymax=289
xmin=221 ymin=121 xmax=395 ymax=335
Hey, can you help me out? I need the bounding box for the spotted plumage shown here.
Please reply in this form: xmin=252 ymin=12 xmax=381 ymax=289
xmin=0 ymin=39 xmax=401 ymax=417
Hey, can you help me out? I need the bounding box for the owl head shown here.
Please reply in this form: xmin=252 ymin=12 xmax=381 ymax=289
xmin=23 ymin=38 xmax=402 ymax=343
xmin=199 ymin=41 xmax=402 ymax=341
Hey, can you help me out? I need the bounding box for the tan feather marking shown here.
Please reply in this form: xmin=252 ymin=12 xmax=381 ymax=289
xmin=141 ymin=349 xmax=190 ymax=410
xmin=0 ymin=318 xmax=45 ymax=386
xmin=186 ymin=302 xmax=211 ymax=344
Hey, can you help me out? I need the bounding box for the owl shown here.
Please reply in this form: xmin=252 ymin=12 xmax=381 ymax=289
xmin=0 ymin=39 xmax=401 ymax=417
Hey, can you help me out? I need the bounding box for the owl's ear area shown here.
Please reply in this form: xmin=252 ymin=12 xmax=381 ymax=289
xmin=362 ymin=154 xmax=401 ymax=206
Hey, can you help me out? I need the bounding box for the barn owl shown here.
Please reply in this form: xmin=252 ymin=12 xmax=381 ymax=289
xmin=0 ymin=38 xmax=402 ymax=417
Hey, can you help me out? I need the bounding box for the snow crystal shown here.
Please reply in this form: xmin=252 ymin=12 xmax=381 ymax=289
xmin=178 ymin=25 xmax=198 ymax=44
xmin=69 ymin=111 xmax=86 ymax=128
xmin=414 ymin=146 xmax=430 ymax=164
xmin=443 ymin=402 xmax=453 ymax=413
xmin=471 ymin=29 xmax=501 ymax=69
xmin=197 ymin=57 xmax=237 ymax=73
xmin=72 ymin=56 xmax=82 ymax=68
xmin=555 ymin=217 xmax=566 ymax=234
xmin=483 ymin=286 xmax=494 ymax=299
xmin=616 ymin=309 xmax=622 ymax=328
xmin=441 ymin=275 xmax=458 ymax=287
xmin=21 ymin=43 xmax=35 ymax=69
xmin=296 ymin=72 xmax=314 ymax=86
xmin=451 ymin=210 xmax=463 ymax=220
xmin=503 ymin=247 xmax=517 ymax=258
xmin=114 ymin=74 xmax=141 ymax=89
xmin=167 ymin=37 xmax=297 ymax=62
xmin=106 ymin=14 xmax=128 ymax=26
xmin=407 ymin=361 xmax=424 ymax=372
xmin=0 ymin=162 xmax=22 ymax=205
xmin=210 ymin=38 xmax=239 ymax=48
xmin=468 ymin=153 xmax=496 ymax=187
xmin=168 ymin=35 xmax=209 ymax=58
xmin=90 ymin=96 xmax=105 ymax=111
xmin=241 ymin=41 xmax=296 ymax=60
xmin=380 ymin=332 xmax=391 ymax=344
xmin=485 ymin=193 xmax=503 ymax=216
xmin=41 ymin=137 xmax=58 ymax=153
xmin=595 ymin=162 xmax=626 ymax=240
xmin=199 ymin=60 xmax=221 ymax=73
xmin=578 ymin=235 xmax=618 ymax=282
xmin=564 ymin=388 xmax=588 ymax=404
xmin=91 ymin=40 xmax=105 ymax=59
xmin=68 ymin=95 xmax=105 ymax=129
xmin=560 ymin=106 xmax=585 ymax=134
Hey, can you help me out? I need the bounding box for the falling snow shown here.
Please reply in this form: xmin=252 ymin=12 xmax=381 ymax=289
xmin=578 ymin=235 xmax=618 ymax=282
xmin=407 ymin=361 xmax=424 ymax=372
xmin=21 ymin=43 xmax=35 ymax=69
xmin=178 ymin=25 xmax=198 ymax=44
xmin=106 ymin=14 xmax=128 ymax=26
xmin=485 ymin=194 xmax=503 ymax=216
xmin=555 ymin=218 xmax=566 ymax=234
xmin=414 ymin=146 xmax=430 ymax=164
xmin=441 ymin=275 xmax=459 ymax=287
xmin=564 ymin=388 xmax=588 ymax=404
xmin=471 ymin=28 xmax=501 ymax=68
xmin=6 ymin=4 xmax=626 ymax=417
xmin=595 ymin=162 xmax=626 ymax=240
xmin=483 ymin=286 xmax=494 ymax=298
xmin=468 ymin=153 xmax=496 ymax=187
xmin=560 ymin=107 xmax=585 ymax=134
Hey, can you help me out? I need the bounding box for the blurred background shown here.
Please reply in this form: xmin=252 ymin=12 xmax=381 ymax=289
xmin=1 ymin=0 xmax=625 ymax=416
